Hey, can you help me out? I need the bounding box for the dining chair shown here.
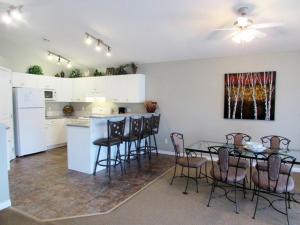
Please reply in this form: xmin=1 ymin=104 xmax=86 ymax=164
xmin=252 ymin=153 xmax=296 ymax=225
xmin=225 ymin=133 xmax=251 ymax=169
xmin=257 ymin=135 xmax=292 ymax=175
xmin=170 ymin=132 xmax=208 ymax=194
xmin=207 ymin=146 xmax=247 ymax=214
xmin=261 ymin=135 xmax=291 ymax=150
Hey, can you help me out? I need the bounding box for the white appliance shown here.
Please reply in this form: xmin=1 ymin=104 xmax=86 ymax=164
xmin=44 ymin=89 xmax=56 ymax=101
xmin=14 ymin=88 xmax=47 ymax=156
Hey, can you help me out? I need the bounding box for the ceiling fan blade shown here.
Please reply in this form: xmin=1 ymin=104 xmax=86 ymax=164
xmin=250 ymin=22 xmax=284 ymax=29
xmin=214 ymin=27 xmax=237 ymax=31
xmin=253 ymin=29 xmax=266 ymax=38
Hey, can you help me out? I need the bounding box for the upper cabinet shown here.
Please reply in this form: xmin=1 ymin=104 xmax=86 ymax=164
xmin=11 ymin=73 xmax=145 ymax=103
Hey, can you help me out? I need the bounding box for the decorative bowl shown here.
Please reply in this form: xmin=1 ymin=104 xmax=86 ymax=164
xmin=245 ymin=142 xmax=266 ymax=153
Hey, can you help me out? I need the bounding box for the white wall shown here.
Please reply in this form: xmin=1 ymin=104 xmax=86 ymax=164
xmin=0 ymin=124 xmax=11 ymax=210
xmin=140 ymin=51 xmax=300 ymax=151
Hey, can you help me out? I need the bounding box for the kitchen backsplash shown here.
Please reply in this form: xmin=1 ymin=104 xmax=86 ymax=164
xmin=45 ymin=102 xmax=146 ymax=117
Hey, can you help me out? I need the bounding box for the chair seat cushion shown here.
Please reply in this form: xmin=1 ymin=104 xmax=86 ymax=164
xmin=252 ymin=171 xmax=295 ymax=193
xmin=123 ymin=135 xmax=139 ymax=142
xmin=93 ymin=137 xmax=122 ymax=146
xmin=256 ymin=162 xmax=291 ymax=175
xmin=177 ymin=157 xmax=207 ymax=168
xmin=229 ymin=157 xmax=250 ymax=168
xmin=210 ymin=163 xmax=246 ymax=183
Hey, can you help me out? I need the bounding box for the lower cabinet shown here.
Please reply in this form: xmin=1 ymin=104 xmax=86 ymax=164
xmin=45 ymin=119 xmax=66 ymax=149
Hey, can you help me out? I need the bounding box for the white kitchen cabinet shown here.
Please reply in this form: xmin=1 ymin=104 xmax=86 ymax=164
xmin=105 ymin=74 xmax=145 ymax=103
xmin=45 ymin=119 xmax=67 ymax=149
xmin=56 ymin=78 xmax=73 ymax=102
xmin=0 ymin=67 xmax=15 ymax=163
xmin=72 ymin=78 xmax=87 ymax=102
xmin=37 ymin=75 xmax=57 ymax=90
xmin=12 ymin=72 xmax=41 ymax=88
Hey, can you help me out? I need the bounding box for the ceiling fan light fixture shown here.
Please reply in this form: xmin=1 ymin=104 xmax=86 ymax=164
xmin=236 ymin=16 xmax=249 ymax=28
xmin=2 ymin=12 xmax=12 ymax=24
xmin=232 ymin=29 xmax=255 ymax=44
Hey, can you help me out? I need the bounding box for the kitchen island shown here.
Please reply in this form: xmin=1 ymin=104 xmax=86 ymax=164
xmin=66 ymin=113 xmax=152 ymax=174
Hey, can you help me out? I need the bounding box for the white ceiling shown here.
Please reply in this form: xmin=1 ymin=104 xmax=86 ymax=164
xmin=0 ymin=0 xmax=300 ymax=69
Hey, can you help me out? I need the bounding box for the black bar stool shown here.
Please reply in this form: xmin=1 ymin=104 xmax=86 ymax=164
xmin=93 ymin=118 xmax=126 ymax=181
xmin=140 ymin=116 xmax=153 ymax=160
xmin=123 ymin=116 xmax=142 ymax=167
xmin=150 ymin=114 xmax=160 ymax=155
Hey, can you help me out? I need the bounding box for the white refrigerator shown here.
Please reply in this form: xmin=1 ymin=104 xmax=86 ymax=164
xmin=14 ymin=88 xmax=46 ymax=156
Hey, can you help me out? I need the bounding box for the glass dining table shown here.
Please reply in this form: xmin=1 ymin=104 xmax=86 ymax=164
xmin=185 ymin=140 xmax=300 ymax=203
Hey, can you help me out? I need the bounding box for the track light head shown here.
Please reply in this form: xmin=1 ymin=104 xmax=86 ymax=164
xmin=47 ymin=52 xmax=53 ymax=61
xmin=10 ymin=6 xmax=22 ymax=21
xmin=2 ymin=12 xmax=12 ymax=24
xmin=85 ymin=34 xmax=92 ymax=45
xmin=106 ymin=47 xmax=112 ymax=57
xmin=95 ymin=40 xmax=102 ymax=52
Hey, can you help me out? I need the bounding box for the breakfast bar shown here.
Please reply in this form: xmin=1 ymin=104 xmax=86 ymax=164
xmin=66 ymin=113 xmax=152 ymax=174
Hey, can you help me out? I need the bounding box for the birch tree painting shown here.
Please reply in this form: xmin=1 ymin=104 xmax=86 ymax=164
xmin=224 ymin=71 xmax=276 ymax=120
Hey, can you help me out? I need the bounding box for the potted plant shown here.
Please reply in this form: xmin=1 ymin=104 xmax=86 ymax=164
xmin=131 ymin=62 xmax=138 ymax=74
xmin=27 ymin=65 xmax=43 ymax=75
xmin=94 ymin=69 xmax=103 ymax=76
xmin=69 ymin=68 xmax=82 ymax=78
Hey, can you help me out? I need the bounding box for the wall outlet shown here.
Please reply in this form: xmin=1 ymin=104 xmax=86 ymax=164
xmin=164 ymin=138 xmax=168 ymax=144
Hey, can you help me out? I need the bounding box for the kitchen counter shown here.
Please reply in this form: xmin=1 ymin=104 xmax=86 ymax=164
xmin=66 ymin=112 xmax=154 ymax=174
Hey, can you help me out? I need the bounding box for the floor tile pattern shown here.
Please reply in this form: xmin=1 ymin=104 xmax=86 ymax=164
xmin=9 ymin=147 xmax=174 ymax=220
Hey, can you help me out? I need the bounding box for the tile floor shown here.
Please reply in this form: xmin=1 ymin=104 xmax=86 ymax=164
xmin=9 ymin=147 xmax=174 ymax=220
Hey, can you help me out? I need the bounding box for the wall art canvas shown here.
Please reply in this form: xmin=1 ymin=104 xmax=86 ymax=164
xmin=224 ymin=71 xmax=276 ymax=120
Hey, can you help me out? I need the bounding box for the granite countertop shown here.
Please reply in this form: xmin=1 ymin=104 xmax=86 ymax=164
xmin=46 ymin=115 xmax=90 ymax=120
xmin=65 ymin=113 xmax=154 ymax=128
xmin=89 ymin=112 xmax=153 ymax=119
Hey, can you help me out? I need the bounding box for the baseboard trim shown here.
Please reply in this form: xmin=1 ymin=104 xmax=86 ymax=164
xmin=0 ymin=200 xmax=11 ymax=210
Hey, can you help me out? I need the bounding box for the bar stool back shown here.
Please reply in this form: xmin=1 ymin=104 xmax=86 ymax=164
xmin=123 ymin=117 xmax=142 ymax=165
xmin=93 ymin=118 xmax=126 ymax=181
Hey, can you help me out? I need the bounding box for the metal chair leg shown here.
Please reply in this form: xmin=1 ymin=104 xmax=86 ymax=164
xmin=153 ymin=134 xmax=158 ymax=156
xmin=205 ymin=162 xmax=208 ymax=183
xmin=170 ymin=164 xmax=177 ymax=185
xmin=117 ymin=144 xmax=124 ymax=174
xmin=285 ymin=192 xmax=290 ymax=225
xmin=108 ymin=146 xmax=111 ymax=182
xmin=207 ymin=181 xmax=215 ymax=207
xmin=252 ymin=188 xmax=260 ymax=219
xmin=93 ymin=146 xmax=101 ymax=175
xmin=183 ymin=167 xmax=190 ymax=194
xmin=234 ymin=184 xmax=239 ymax=214
xmin=196 ymin=167 xmax=199 ymax=193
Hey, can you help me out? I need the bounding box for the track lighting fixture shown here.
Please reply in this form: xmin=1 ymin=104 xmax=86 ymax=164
xmin=84 ymin=32 xmax=112 ymax=57
xmin=1 ymin=5 xmax=23 ymax=25
xmin=47 ymin=51 xmax=72 ymax=69
xmin=106 ymin=47 xmax=112 ymax=57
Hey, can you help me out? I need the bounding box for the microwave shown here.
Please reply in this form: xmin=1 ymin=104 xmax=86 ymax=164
xmin=44 ymin=90 xmax=57 ymax=101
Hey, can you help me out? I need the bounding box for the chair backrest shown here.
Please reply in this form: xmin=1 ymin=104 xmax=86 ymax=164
xmin=208 ymin=146 xmax=242 ymax=182
xmin=129 ymin=117 xmax=142 ymax=138
xmin=256 ymin=153 xmax=295 ymax=192
xmin=170 ymin=132 xmax=185 ymax=158
xmin=261 ymin=135 xmax=291 ymax=150
xmin=142 ymin=116 xmax=152 ymax=134
xmin=107 ymin=118 xmax=126 ymax=141
xmin=151 ymin=114 xmax=160 ymax=133
xmin=226 ymin=133 xmax=251 ymax=146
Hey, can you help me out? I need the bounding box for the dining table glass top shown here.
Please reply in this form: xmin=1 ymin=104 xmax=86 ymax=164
xmin=185 ymin=140 xmax=300 ymax=165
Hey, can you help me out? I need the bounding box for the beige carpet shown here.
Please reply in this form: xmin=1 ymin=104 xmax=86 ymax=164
xmin=1 ymin=169 xmax=300 ymax=225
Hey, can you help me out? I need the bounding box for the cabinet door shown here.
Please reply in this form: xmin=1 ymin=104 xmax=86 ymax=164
xmin=56 ymin=78 xmax=73 ymax=102
xmin=12 ymin=72 xmax=40 ymax=88
xmin=46 ymin=119 xmax=66 ymax=147
xmin=0 ymin=69 xmax=12 ymax=120
xmin=72 ymin=78 xmax=88 ymax=102
xmin=37 ymin=76 xmax=58 ymax=90
xmin=125 ymin=74 xmax=145 ymax=103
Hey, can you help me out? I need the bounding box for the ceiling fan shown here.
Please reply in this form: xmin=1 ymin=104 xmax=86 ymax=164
xmin=216 ymin=7 xmax=283 ymax=44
